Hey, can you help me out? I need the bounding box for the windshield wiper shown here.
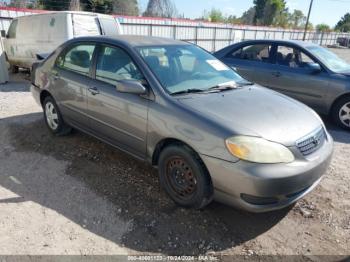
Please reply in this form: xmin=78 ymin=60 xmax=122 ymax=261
xmin=208 ymin=81 xmax=254 ymax=92
xmin=171 ymin=88 xmax=207 ymax=95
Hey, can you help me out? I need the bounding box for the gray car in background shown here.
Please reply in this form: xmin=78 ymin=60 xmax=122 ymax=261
xmin=214 ymin=40 xmax=350 ymax=130
xmin=31 ymin=36 xmax=333 ymax=212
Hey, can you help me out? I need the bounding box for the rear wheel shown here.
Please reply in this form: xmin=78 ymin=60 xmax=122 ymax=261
xmin=158 ymin=145 xmax=213 ymax=209
xmin=11 ymin=65 xmax=19 ymax=74
xmin=43 ymin=96 xmax=72 ymax=136
xmin=332 ymin=97 xmax=350 ymax=131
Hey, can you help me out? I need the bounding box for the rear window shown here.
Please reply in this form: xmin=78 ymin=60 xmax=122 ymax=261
xmin=228 ymin=44 xmax=273 ymax=63
xmin=98 ymin=18 xmax=119 ymax=36
xmin=72 ymin=14 xmax=100 ymax=37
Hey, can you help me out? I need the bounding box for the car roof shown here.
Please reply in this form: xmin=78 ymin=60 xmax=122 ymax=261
xmin=69 ymin=35 xmax=189 ymax=47
xmin=236 ymin=39 xmax=319 ymax=48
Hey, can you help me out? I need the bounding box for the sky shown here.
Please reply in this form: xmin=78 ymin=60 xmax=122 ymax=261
xmin=139 ymin=0 xmax=350 ymax=27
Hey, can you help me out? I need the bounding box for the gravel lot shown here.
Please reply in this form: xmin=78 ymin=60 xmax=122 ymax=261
xmin=0 ymin=48 xmax=349 ymax=258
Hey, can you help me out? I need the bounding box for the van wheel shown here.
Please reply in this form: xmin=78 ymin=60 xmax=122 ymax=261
xmin=43 ymin=96 xmax=72 ymax=136
xmin=11 ymin=65 xmax=19 ymax=74
xmin=158 ymin=145 xmax=213 ymax=209
xmin=332 ymin=96 xmax=350 ymax=131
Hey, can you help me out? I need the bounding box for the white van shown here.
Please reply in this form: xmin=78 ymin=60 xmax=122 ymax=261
xmin=2 ymin=11 xmax=123 ymax=71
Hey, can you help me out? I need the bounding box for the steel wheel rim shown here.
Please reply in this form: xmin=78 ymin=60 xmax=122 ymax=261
xmin=166 ymin=157 xmax=197 ymax=200
xmin=339 ymin=102 xmax=350 ymax=127
xmin=45 ymin=102 xmax=59 ymax=130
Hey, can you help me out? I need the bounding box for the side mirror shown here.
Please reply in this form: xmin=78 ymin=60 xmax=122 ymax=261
xmin=1 ymin=30 xmax=6 ymax=38
xmin=308 ymin=63 xmax=322 ymax=74
xmin=116 ymin=79 xmax=147 ymax=95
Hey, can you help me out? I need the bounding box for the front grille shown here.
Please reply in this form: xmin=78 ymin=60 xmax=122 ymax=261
xmin=296 ymin=127 xmax=326 ymax=156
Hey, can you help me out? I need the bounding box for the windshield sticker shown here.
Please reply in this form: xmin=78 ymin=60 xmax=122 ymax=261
xmin=206 ymin=60 xmax=230 ymax=71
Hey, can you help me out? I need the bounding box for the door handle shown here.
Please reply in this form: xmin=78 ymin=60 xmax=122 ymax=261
xmin=88 ymin=87 xmax=100 ymax=95
xmin=272 ymin=71 xmax=281 ymax=77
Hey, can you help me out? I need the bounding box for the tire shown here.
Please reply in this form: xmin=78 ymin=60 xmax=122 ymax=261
xmin=331 ymin=96 xmax=350 ymax=131
xmin=11 ymin=65 xmax=19 ymax=74
xmin=158 ymin=144 xmax=213 ymax=209
xmin=43 ymin=96 xmax=72 ymax=136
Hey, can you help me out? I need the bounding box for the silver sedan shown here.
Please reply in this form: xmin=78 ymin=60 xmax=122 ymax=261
xmin=31 ymin=36 xmax=333 ymax=212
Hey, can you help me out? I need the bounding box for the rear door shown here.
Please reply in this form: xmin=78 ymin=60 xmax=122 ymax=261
xmin=51 ymin=42 xmax=96 ymax=129
xmin=220 ymin=42 xmax=275 ymax=87
xmin=86 ymin=44 xmax=149 ymax=158
xmin=266 ymin=44 xmax=330 ymax=112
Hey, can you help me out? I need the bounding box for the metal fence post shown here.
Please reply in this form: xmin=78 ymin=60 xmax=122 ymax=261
xmin=229 ymin=28 xmax=233 ymax=45
xmin=213 ymin=27 xmax=217 ymax=52
xmin=195 ymin=26 xmax=198 ymax=45
xmin=149 ymin=24 xmax=153 ymax=36
xmin=173 ymin=25 xmax=176 ymax=39
xmin=320 ymin=32 xmax=324 ymax=46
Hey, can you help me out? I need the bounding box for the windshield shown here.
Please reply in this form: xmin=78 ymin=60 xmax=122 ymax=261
xmin=137 ymin=45 xmax=245 ymax=94
xmin=306 ymin=46 xmax=350 ymax=73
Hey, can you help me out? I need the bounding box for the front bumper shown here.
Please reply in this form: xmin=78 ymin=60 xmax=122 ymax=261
xmin=201 ymin=133 xmax=333 ymax=212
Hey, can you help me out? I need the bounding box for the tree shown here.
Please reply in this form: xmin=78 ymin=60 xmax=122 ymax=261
xmin=273 ymin=8 xmax=290 ymax=28
xmin=226 ymin=15 xmax=241 ymax=25
xmin=290 ymin=9 xmax=305 ymax=29
xmin=316 ymin=23 xmax=331 ymax=32
xmin=80 ymin=0 xmax=113 ymax=14
xmin=69 ymin=0 xmax=81 ymax=11
xmin=253 ymin=0 xmax=286 ymax=25
xmin=8 ymin=0 xmax=32 ymax=8
xmin=335 ymin=13 xmax=350 ymax=32
xmin=143 ymin=0 xmax=178 ymax=18
xmin=113 ymin=0 xmax=139 ymax=16
xmin=202 ymin=8 xmax=225 ymax=23
xmin=253 ymin=0 xmax=266 ymax=25
xmin=38 ymin=0 xmax=70 ymax=10
xmin=240 ymin=7 xmax=256 ymax=25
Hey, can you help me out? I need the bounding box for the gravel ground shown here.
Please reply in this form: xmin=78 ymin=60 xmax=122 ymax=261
xmin=0 ymin=48 xmax=349 ymax=258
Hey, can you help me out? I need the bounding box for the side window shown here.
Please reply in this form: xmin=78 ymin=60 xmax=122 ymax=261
xmin=96 ymin=45 xmax=144 ymax=86
xmin=7 ymin=19 xmax=18 ymax=39
xmin=276 ymin=45 xmax=317 ymax=69
xmin=228 ymin=44 xmax=272 ymax=63
xmin=56 ymin=44 xmax=96 ymax=76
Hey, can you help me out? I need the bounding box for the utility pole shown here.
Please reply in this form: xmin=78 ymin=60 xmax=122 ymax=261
xmin=303 ymin=0 xmax=314 ymax=41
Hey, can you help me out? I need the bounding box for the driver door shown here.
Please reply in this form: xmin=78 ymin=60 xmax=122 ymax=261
xmin=267 ymin=45 xmax=330 ymax=112
xmin=87 ymin=44 xmax=149 ymax=159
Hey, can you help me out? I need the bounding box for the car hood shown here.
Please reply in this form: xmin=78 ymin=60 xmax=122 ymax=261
xmin=177 ymin=85 xmax=323 ymax=146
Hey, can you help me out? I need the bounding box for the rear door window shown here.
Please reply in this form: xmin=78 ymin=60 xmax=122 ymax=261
xmin=56 ymin=43 xmax=96 ymax=76
xmin=228 ymin=44 xmax=273 ymax=63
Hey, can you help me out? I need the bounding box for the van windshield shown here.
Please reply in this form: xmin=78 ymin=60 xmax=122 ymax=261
xmin=137 ymin=45 xmax=245 ymax=94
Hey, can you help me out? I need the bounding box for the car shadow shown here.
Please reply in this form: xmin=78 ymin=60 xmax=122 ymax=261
xmin=0 ymin=72 xmax=30 ymax=92
xmin=1 ymin=112 xmax=291 ymax=255
xmin=323 ymin=117 xmax=350 ymax=144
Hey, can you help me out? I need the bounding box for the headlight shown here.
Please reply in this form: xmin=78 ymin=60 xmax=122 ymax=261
xmin=225 ymin=136 xmax=294 ymax=164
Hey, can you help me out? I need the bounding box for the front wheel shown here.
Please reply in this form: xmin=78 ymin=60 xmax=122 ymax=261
xmin=158 ymin=145 xmax=213 ymax=209
xmin=43 ymin=96 xmax=72 ymax=136
xmin=332 ymin=97 xmax=350 ymax=131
